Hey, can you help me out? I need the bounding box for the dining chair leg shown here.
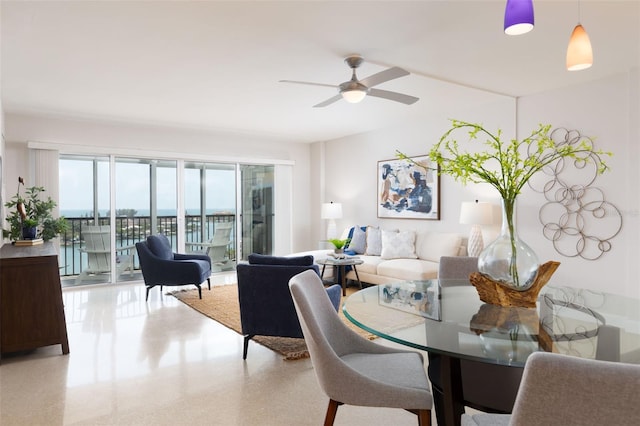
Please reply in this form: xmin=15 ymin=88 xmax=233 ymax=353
xmin=417 ymin=409 xmax=431 ymax=426
xmin=323 ymin=399 xmax=341 ymax=426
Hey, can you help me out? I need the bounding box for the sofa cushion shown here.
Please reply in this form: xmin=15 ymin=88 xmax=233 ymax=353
xmin=353 ymin=255 xmax=386 ymax=275
xmin=365 ymin=226 xmax=382 ymax=256
xmin=376 ymin=258 xmax=440 ymax=281
xmin=415 ymin=232 xmax=463 ymax=262
xmin=347 ymin=225 xmax=367 ymax=254
xmin=249 ymin=253 xmax=314 ymax=266
xmin=381 ymin=230 xmax=418 ymax=259
xmin=147 ymin=234 xmax=174 ymax=260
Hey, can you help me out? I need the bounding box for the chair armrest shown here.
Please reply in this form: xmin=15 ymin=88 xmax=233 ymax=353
xmin=79 ymin=248 xmax=109 ymax=254
xmin=174 ymin=252 xmax=211 ymax=263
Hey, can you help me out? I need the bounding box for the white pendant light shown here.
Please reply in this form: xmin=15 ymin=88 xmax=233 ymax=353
xmin=566 ymin=1 xmax=593 ymax=71
xmin=566 ymin=24 xmax=593 ymax=71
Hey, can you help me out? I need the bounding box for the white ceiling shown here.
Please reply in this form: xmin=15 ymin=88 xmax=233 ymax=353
xmin=2 ymin=1 xmax=639 ymax=143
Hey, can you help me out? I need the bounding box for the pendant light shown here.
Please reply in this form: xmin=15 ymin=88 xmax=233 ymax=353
xmin=566 ymin=1 xmax=593 ymax=71
xmin=504 ymin=0 xmax=535 ymax=35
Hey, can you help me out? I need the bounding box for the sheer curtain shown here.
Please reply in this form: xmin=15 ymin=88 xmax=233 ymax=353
xmin=33 ymin=148 xmax=60 ymax=216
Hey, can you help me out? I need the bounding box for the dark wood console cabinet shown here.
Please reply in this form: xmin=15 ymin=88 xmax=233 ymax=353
xmin=0 ymin=242 xmax=69 ymax=359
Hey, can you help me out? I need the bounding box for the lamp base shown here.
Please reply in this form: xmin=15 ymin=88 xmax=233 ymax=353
xmin=326 ymin=220 xmax=338 ymax=240
xmin=467 ymin=225 xmax=484 ymax=257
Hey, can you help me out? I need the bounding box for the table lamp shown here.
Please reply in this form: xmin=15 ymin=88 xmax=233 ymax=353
xmin=321 ymin=202 xmax=342 ymax=240
xmin=460 ymin=200 xmax=493 ymax=257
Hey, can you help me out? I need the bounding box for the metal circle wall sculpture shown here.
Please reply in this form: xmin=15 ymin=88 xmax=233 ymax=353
xmin=527 ymin=128 xmax=622 ymax=260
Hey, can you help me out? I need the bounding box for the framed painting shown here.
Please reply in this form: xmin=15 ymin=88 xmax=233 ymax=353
xmin=377 ymin=155 xmax=440 ymax=219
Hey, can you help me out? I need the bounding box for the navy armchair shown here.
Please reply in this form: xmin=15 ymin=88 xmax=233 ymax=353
xmin=136 ymin=234 xmax=212 ymax=301
xmin=237 ymin=254 xmax=341 ymax=359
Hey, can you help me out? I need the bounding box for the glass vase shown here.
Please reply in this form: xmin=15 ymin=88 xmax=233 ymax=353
xmin=478 ymin=198 xmax=539 ymax=290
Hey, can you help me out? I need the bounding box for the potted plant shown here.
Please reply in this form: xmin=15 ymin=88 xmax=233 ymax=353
xmin=3 ymin=176 xmax=68 ymax=242
xmin=398 ymin=119 xmax=611 ymax=289
xmin=327 ymin=238 xmax=350 ymax=255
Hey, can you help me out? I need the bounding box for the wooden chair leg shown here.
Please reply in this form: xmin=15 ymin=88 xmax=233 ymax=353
xmin=417 ymin=409 xmax=431 ymax=426
xmin=324 ymin=399 xmax=341 ymax=426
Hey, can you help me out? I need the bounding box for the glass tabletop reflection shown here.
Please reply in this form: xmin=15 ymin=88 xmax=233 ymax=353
xmin=342 ymin=280 xmax=640 ymax=367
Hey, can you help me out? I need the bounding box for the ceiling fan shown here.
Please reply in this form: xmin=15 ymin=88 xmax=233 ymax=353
xmin=279 ymin=55 xmax=419 ymax=108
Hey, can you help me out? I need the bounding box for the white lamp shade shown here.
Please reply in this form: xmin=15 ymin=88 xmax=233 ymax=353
xmin=459 ymin=201 xmax=493 ymax=225
xmin=321 ymin=202 xmax=343 ymax=219
xmin=566 ymin=24 xmax=593 ymax=71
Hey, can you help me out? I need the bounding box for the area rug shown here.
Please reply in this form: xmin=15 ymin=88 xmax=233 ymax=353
xmin=170 ymin=284 xmax=375 ymax=360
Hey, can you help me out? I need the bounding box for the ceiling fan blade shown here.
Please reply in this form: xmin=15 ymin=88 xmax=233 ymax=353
xmin=368 ymin=88 xmax=419 ymax=105
xmin=360 ymin=67 xmax=410 ymax=88
xmin=279 ymin=80 xmax=338 ymax=89
xmin=313 ymin=94 xmax=343 ymax=108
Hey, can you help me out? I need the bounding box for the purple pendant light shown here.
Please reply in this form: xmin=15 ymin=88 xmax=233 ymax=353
xmin=504 ymin=0 xmax=535 ymax=35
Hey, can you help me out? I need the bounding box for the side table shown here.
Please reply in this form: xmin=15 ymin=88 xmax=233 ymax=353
xmin=316 ymin=257 xmax=364 ymax=296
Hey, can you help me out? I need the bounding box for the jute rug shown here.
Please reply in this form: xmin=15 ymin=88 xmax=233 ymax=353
xmin=170 ymin=284 xmax=375 ymax=360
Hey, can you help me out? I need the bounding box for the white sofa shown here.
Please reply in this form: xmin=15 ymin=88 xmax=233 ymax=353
xmin=292 ymin=227 xmax=466 ymax=285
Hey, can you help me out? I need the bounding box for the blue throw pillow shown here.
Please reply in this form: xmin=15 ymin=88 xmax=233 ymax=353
xmin=248 ymin=253 xmax=314 ymax=266
xmin=346 ymin=225 xmax=367 ymax=254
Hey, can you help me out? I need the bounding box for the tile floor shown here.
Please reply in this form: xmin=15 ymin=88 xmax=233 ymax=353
xmin=0 ymin=274 xmax=439 ymax=425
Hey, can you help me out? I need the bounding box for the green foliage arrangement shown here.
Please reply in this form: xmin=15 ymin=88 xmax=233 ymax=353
xmin=3 ymin=177 xmax=68 ymax=242
xmin=398 ymin=119 xmax=612 ymax=286
xmin=327 ymin=238 xmax=350 ymax=250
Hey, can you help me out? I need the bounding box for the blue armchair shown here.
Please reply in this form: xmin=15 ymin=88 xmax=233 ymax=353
xmin=237 ymin=254 xmax=341 ymax=359
xmin=136 ymin=234 xmax=212 ymax=301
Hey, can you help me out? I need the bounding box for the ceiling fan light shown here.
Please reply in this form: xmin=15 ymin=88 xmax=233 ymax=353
xmin=566 ymin=24 xmax=593 ymax=71
xmin=341 ymin=89 xmax=367 ymax=103
xmin=504 ymin=0 xmax=534 ymax=35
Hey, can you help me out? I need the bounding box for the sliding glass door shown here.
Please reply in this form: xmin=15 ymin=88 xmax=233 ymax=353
xmin=184 ymin=162 xmax=237 ymax=271
xmin=240 ymin=164 xmax=274 ymax=259
xmin=59 ymin=155 xmax=275 ymax=285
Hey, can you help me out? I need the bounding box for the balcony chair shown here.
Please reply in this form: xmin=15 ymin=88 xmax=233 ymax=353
xmin=289 ymin=269 xmax=433 ymax=426
xmin=136 ymin=233 xmax=211 ymax=301
xmin=236 ymin=254 xmax=341 ymax=360
xmin=186 ymin=221 xmax=234 ymax=272
xmin=461 ymin=351 xmax=640 ymax=426
xmin=75 ymin=225 xmax=134 ymax=285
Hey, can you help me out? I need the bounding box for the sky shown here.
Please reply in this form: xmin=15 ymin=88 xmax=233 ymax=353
xmin=59 ymin=158 xmax=236 ymax=214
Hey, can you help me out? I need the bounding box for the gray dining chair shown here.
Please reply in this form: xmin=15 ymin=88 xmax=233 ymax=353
xmin=462 ymin=351 xmax=640 ymax=426
xmin=438 ymin=256 xmax=479 ymax=280
xmin=289 ymin=269 xmax=433 ymax=426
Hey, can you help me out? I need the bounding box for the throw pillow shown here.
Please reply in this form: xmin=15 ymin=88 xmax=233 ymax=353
xmin=248 ymin=254 xmax=314 ymax=266
xmin=380 ymin=230 xmax=418 ymax=259
xmin=347 ymin=225 xmax=367 ymax=254
xmin=365 ymin=226 xmax=382 ymax=256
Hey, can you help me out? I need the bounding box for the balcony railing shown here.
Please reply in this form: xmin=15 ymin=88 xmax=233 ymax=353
xmin=59 ymin=214 xmax=236 ymax=277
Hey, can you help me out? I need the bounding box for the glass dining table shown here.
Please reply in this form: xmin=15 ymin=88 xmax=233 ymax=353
xmin=342 ymin=279 xmax=640 ymax=426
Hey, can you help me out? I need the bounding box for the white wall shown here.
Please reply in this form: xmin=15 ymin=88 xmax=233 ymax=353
xmin=517 ymin=70 xmax=639 ymax=299
xmin=320 ymin=71 xmax=639 ymax=298
xmin=318 ymin=95 xmax=515 ymax=244
xmin=3 ymin=113 xmax=314 ymax=254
